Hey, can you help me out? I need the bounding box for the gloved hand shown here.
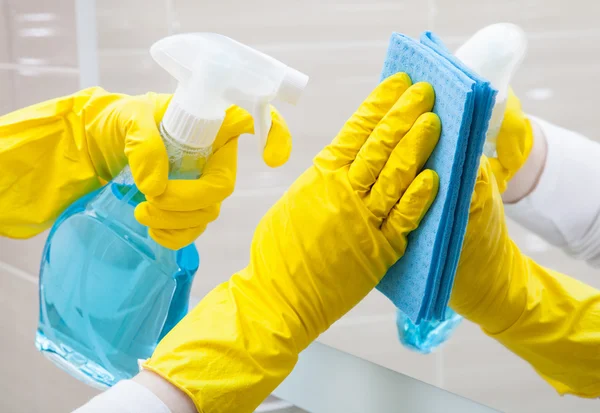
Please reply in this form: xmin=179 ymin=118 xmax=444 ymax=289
xmin=489 ymin=88 xmax=534 ymax=194
xmin=449 ymin=154 xmax=600 ymax=397
xmin=0 ymin=87 xmax=291 ymax=249
xmin=142 ymin=73 xmax=441 ymax=413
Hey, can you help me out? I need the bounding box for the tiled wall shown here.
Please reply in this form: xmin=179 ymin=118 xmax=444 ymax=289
xmin=1 ymin=0 xmax=600 ymax=412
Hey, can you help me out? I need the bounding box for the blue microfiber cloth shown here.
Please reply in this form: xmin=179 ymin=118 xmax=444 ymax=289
xmin=375 ymin=32 xmax=497 ymax=323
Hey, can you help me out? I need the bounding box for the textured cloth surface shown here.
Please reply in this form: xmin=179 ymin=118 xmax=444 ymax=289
xmin=377 ymin=32 xmax=496 ymax=322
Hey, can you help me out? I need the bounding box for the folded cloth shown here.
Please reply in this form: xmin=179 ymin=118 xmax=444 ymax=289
xmin=376 ymin=32 xmax=497 ymax=322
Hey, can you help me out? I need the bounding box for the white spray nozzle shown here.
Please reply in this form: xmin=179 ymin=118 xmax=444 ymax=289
xmin=150 ymin=33 xmax=308 ymax=150
xmin=455 ymin=23 xmax=528 ymax=157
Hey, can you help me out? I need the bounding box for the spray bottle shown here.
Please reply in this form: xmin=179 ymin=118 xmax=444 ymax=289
xmin=456 ymin=23 xmax=528 ymax=157
xmin=35 ymin=33 xmax=308 ymax=388
xmin=398 ymin=23 xmax=528 ymax=354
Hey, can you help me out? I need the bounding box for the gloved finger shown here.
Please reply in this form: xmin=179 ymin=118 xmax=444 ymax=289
xmin=123 ymin=101 xmax=169 ymax=197
xmin=367 ymin=112 xmax=440 ymax=219
xmin=495 ymin=89 xmax=532 ymax=174
xmin=212 ymin=105 xmax=290 ymax=162
xmin=147 ymin=137 xmax=239 ymax=211
xmin=348 ymin=82 xmax=435 ymax=194
xmin=211 ymin=105 xmax=253 ymax=152
xmin=381 ymin=169 xmax=439 ymax=254
xmin=262 ymin=107 xmax=292 ymax=168
xmin=149 ymin=226 xmax=206 ymax=251
xmin=315 ymin=73 xmax=412 ymax=168
xmin=488 ymin=157 xmax=510 ymax=194
xmin=135 ymin=202 xmax=220 ymax=230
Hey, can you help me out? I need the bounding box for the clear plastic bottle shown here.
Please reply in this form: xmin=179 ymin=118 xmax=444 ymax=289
xmin=36 ymin=126 xmax=202 ymax=388
xmin=397 ymin=23 xmax=527 ymax=354
xmin=36 ymin=33 xmax=308 ymax=388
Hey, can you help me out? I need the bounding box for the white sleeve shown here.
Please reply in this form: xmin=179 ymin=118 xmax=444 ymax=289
xmin=505 ymin=117 xmax=600 ymax=267
xmin=72 ymin=380 xmax=171 ymax=413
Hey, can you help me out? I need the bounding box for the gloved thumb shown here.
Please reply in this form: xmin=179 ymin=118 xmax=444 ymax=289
xmin=262 ymin=107 xmax=292 ymax=167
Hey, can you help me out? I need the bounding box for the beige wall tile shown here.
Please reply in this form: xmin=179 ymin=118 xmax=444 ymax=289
xmin=98 ymin=51 xmax=175 ymax=94
xmin=433 ymin=0 xmax=600 ymax=38
xmin=173 ymin=0 xmax=431 ymax=46
xmin=12 ymin=69 xmax=79 ymax=110
xmin=0 ymin=1 xmax=10 ymax=63
xmin=512 ymin=34 xmax=600 ymax=139
xmin=0 ymin=69 xmax=14 ymax=113
xmin=96 ymin=0 xmax=169 ymax=50
xmin=5 ymin=0 xmax=78 ymax=67
xmin=0 ymin=235 xmax=46 ymax=277
xmin=0 ymin=266 xmax=99 ymax=412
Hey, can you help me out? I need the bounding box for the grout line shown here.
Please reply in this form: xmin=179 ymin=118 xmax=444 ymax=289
xmin=0 ymin=261 xmax=38 ymax=285
xmin=0 ymin=63 xmax=79 ymax=74
xmin=75 ymin=0 xmax=100 ymax=87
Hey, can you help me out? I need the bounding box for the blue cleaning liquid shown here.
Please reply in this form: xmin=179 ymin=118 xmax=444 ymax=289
xmin=36 ymin=163 xmax=200 ymax=389
xmin=396 ymin=308 xmax=463 ymax=354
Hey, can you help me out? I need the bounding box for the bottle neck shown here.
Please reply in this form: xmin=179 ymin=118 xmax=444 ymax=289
xmin=160 ymin=122 xmax=212 ymax=179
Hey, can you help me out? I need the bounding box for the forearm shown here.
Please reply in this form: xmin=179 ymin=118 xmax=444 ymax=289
xmin=491 ymin=257 xmax=600 ymax=397
xmin=0 ymin=88 xmax=105 ymax=238
xmin=133 ymin=371 xmax=197 ymax=413
xmin=464 ymin=245 xmax=600 ymax=397
xmin=505 ymin=117 xmax=600 ymax=266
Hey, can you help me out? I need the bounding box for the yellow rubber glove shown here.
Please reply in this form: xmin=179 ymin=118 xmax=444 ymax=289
xmin=143 ymin=73 xmax=441 ymax=413
xmin=489 ymin=88 xmax=534 ymax=193
xmin=0 ymin=87 xmax=291 ymax=249
xmin=450 ymin=155 xmax=600 ymax=398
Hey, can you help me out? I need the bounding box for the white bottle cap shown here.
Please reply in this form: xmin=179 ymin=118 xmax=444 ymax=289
xmin=161 ymin=100 xmax=224 ymax=149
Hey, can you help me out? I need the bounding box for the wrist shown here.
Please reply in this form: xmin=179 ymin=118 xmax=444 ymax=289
xmin=73 ymin=379 xmax=174 ymax=413
xmin=133 ymin=370 xmax=197 ymax=413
